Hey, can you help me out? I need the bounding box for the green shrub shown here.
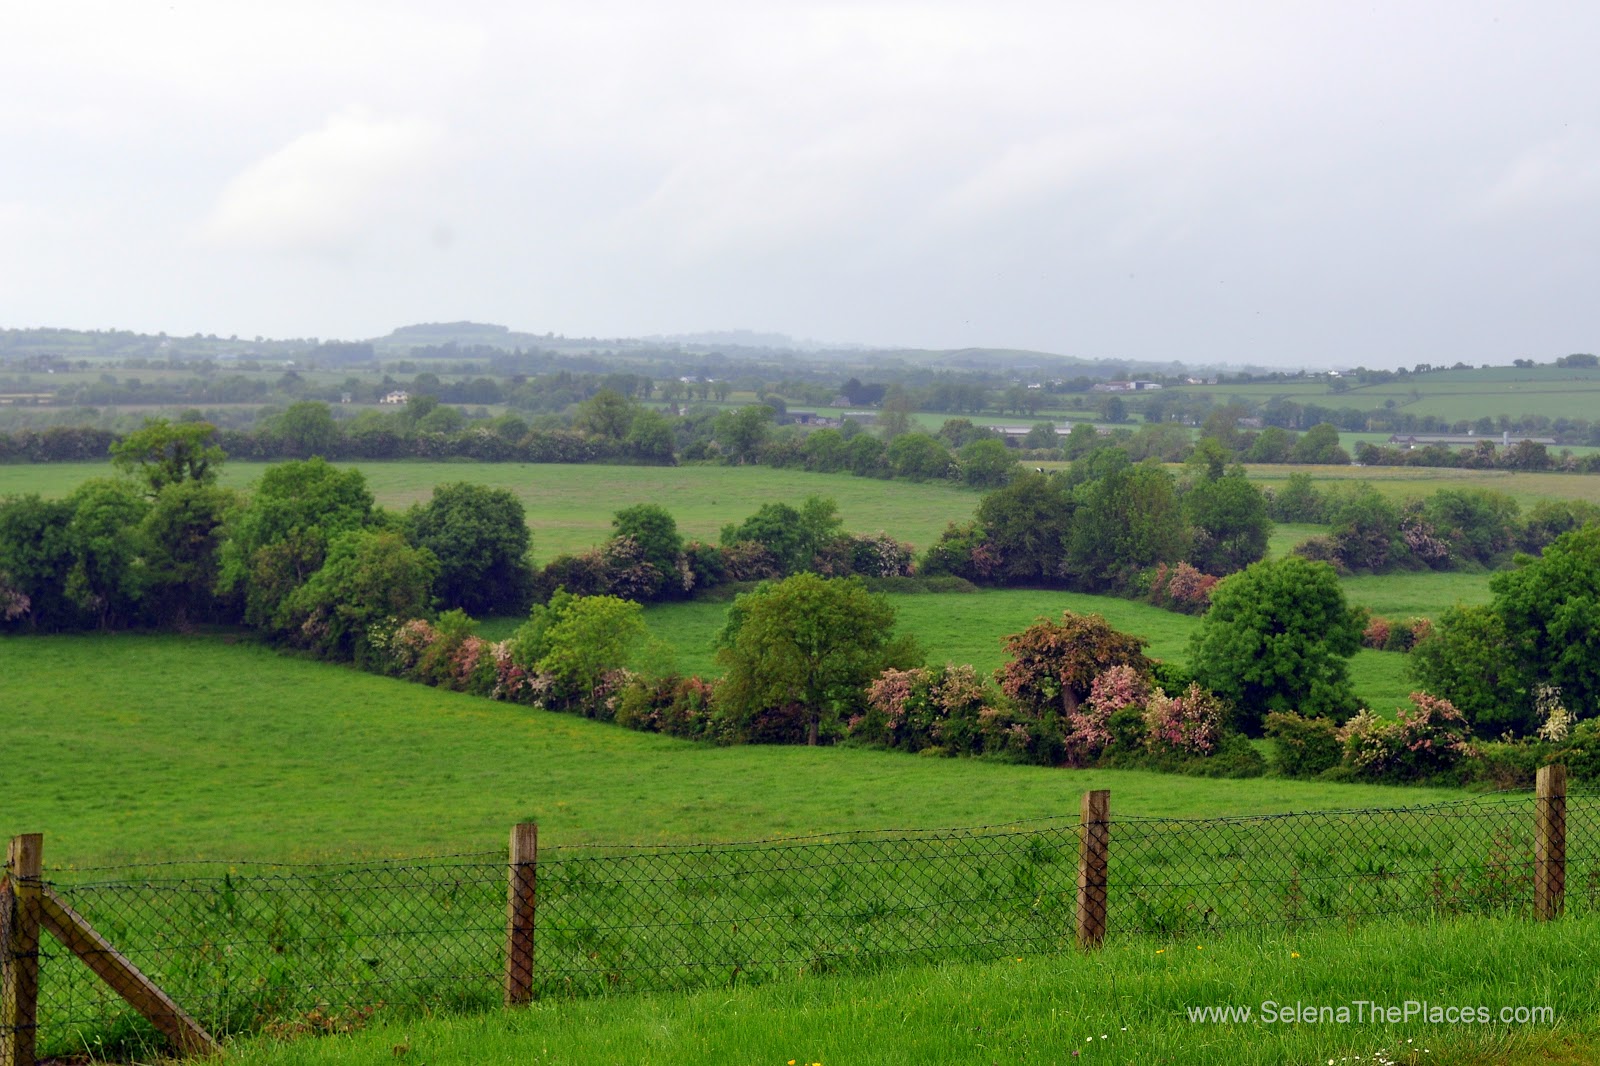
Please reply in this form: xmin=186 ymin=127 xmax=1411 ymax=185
xmin=1183 ymin=733 xmax=1267 ymax=778
xmin=1264 ymin=711 xmax=1343 ymax=778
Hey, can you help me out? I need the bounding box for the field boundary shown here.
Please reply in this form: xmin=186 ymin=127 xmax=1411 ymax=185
xmin=0 ymin=769 xmax=1585 ymax=1062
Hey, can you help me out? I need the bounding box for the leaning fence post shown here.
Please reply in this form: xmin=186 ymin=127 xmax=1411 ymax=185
xmin=1076 ymin=790 xmax=1111 ymax=950
xmin=505 ymin=822 xmax=538 ymax=1006
xmin=1535 ymin=764 xmax=1567 ymax=921
xmin=3 ymin=833 xmax=43 ymax=1066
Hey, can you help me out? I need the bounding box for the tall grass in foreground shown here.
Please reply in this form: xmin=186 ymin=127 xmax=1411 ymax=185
xmin=224 ymin=915 xmax=1600 ymax=1066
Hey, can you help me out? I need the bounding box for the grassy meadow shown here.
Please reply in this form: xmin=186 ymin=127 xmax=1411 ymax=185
xmin=4 ymin=447 xmax=1593 ymax=1063
xmin=602 ymin=589 xmax=1418 ymax=712
xmin=1 ymin=633 xmax=1472 ymax=867
xmin=0 ymin=460 xmax=982 ymax=562
xmin=226 ymin=916 xmax=1600 ymax=1066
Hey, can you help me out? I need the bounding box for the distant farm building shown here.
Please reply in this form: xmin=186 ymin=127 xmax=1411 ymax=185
xmin=380 ymin=391 xmax=410 ymax=405
xmin=1387 ymin=431 xmax=1556 ymax=449
xmin=1091 ymin=380 xmax=1163 ymax=392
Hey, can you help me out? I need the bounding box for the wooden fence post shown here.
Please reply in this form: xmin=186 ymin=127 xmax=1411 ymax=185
xmin=2 ymin=833 xmax=43 ymax=1066
xmin=1076 ymin=790 xmax=1110 ymax=950
xmin=504 ymin=823 xmax=538 ymax=1006
xmin=1535 ymin=764 xmax=1567 ymax=921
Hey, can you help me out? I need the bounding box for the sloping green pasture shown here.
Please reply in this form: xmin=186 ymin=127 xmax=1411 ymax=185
xmin=1 ymin=633 xmax=1467 ymax=866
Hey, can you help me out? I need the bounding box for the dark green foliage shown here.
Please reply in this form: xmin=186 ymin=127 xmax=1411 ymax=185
xmin=1290 ymin=422 xmax=1349 ymax=465
xmin=1326 ymin=484 xmax=1405 ymax=572
xmin=972 ymin=472 xmax=1073 ymax=584
xmin=613 ymin=503 xmax=683 ymax=583
xmin=1264 ymin=712 xmax=1344 ymax=778
xmin=64 ymin=478 xmax=151 ymax=629
xmin=1181 ymin=468 xmax=1272 ymax=576
xmin=957 ymin=438 xmax=1016 ymax=488
xmin=408 ymin=483 xmax=534 ymax=615
xmin=1421 ymin=489 xmax=1519 ymax=566
xmin=1182 ymin=733 xmax=1267 ymax=778
xmin=1065 ymin=463 xmax=1187 ymax=590
xmin=1490 ymin=524 xmax=1600 ymax=728
xmin=269 ymin=401 xmax=341 ymax=458
xmin=219 ymin=459 xmax=379 ymax=631
xmin=0 ymin=494 xmax=79 ymax=630
xmin=712 ymin=405 xmax=774 ymax=464
xmin=719 ymin=496 xmax=842 ymax=576
xmin=280 ymin=530 xmax=438 ymax=660
xmin=140 ymin=481 xmax=238 ymax=626
xmin=715 ymin=574 xmax=919 ymax=746
xmin=1519 ymin=499 xmax=1600 ymax=553
xmin=1408 ymin=604 xmax=1530 ymax=738
xmin=1189 ymin=556 xmax=1363 ymax=735
xmin=1021 ymin=422 xmax=1059 ymax=450
xmin=885 ymin=432 xmax=953 ymax=481
xmin=1266 ymin=473 xmax=1327 ymax=523
xmin=918 ymin=521 xmax=997 ymax=583
xmin=109 ymin=417 xmax=226 ymax=495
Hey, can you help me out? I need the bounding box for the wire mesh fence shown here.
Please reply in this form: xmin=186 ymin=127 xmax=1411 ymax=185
xmin=2 ymin=789 xmax=1594 ymax=1062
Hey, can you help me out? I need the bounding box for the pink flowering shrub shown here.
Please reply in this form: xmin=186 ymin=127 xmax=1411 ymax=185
xmin=1339 ymin=692 xmax=1476 ymax=780
xmin=1066 ymin=665 xmax=1150 ymax=764
xmin=1147 ymin=562 xmax=1219 ymax=614
xmin=1363 ymin=616 xmax=1392 ymax=650
xmin=858 ymin=664 xmax=997 ymax=755
xmin=1142 ymin=683 xmax=1226 ymax=757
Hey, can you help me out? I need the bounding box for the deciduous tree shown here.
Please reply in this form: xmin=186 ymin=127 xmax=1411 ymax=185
xmin=1189 ymin=556 xmax=1363 ymax=734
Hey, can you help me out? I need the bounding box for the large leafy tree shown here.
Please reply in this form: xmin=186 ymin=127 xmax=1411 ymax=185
xmin=957 ymin=438 xmax=1017 ymax=488
xmin=995 ymin=610 xmax=1151 ymax=721
xmin=509 ymin=589 xmax=647 ymax=709
xmin=270 ymin=401 xmax=342 ymax=458
xmin=1065 ymin=462 xmax=1187 ymax=589
xmin=1189 ymin=556 xmax=1364 ymax=734
xmin=1490 ymin=524 xmax=1600 ymax=726
xmin=280 ymin=529 xmax=438 ymax=660
xmin=712 ymin=405 xmax=774 ymax=464
xmin=885 ymin=432 xmax=953 ymax=481
xmin=720 ymin=496 xmax=843 ymax=575
xmin=408 ymin=482 xmax=534 ymax=615
xmin=109 ymin=417 xmax=226 ymax=495
xmin=716 ymin=573 xmax=918 ymax=745
xmin=1181 ymin=467 xmax=1272 ymax=576
xmin=972 ymin=471 xmax=1074 ymax=584
xmin=1408 ymin=604 xmax=1530 ymax=737
xmin=64 ymin=478 xmax=151 ymax=629
xmin=219 ymin=458 xmax=378 ymax=630
xmin=140 ymin=481 xmax=238 ymax=626
xmin=613 ymin=503 xmax=682 ymax=580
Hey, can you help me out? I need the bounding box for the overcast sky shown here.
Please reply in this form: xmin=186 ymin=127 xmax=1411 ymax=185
xmin=4 ymin=1 xmax=1598 ymax=367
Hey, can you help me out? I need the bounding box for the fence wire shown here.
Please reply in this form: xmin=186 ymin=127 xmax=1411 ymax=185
xmin=1 ymin=792 xmax=1593 ymax=1062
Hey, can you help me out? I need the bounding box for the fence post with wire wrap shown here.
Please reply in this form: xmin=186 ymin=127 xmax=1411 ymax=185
xmin=1076 ymin=789 xmax=1110 ymax=950
xmin=1535 ymin=764 xmax=1567 ymax=920
xmin=505 ymin=822 xmax=538 ymax=1005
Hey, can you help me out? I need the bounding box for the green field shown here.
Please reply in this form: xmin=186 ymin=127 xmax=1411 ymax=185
xmin=1244 ymin=463 xmax=1600 ymax=507
xmin=0 ymin=460 xmax=983 ymax=562
xmin=621 ymin=588 xmax=1416 ymax=711
xmin=1 ymin=633 xmax=1468 ymax=867
xmin=1165 ymin=365 xmax=1600 ymax=422
xmin=226 ymin=915 xmax=1600 ymax=1066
